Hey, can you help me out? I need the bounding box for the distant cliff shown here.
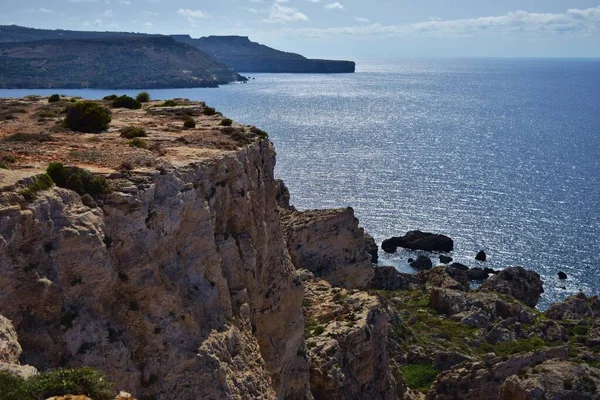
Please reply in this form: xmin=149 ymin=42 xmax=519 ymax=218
xmin=0 ymin=36 xmax=244 ymax=89
xmin=172 ymin=35 xmax=356 ymax=74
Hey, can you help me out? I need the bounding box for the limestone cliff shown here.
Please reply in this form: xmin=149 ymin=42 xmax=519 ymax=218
xmin=0 ymin=98 xmax=306 ymax=398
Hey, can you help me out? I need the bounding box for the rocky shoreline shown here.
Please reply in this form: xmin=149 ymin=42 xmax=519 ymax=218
xmin=0 ymin=96 xmax=599 ymax=399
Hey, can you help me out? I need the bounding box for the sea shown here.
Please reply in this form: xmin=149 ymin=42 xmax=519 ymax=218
xmin=1 ymin=58 xmax=599 ymax=309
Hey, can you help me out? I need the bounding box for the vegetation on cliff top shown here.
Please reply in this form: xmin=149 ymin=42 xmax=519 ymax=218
xmin=64 ymin=101 xmax=111 ymax=133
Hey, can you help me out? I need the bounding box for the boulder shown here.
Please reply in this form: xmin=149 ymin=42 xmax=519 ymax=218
xmin=381 ymin=230 xmax=453 ymax=253
xmin=419 ymin=266 xmax=470 ymax=292
xmin=499 ymin=360 xmax=600 ymax=400
xmin=369 ymin=266 xmax=422 ymax=291
xmin=480 ymin=266 xmax=544 ymax=308
xmin=439 ymin=255 xmax=453 ymax=264
xmin=545 ymin=293 xmax=600 ymax=320
xmin=363 ymin=233 xmax=379 ymax=264
xmin=558 ymin=271 xmax=567 ymax=280
xmin=475 ymin=250 xmax=486 ymax=262
xmin=449 ymin=262 xmax=469 ymax=271
xmin=410 ymin=255 xmax=433 ymax=270
xmin=467 ymin=267 xmax=489 ymax=281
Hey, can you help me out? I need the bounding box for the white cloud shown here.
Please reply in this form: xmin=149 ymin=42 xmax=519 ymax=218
xmin=143 ymin=21 xmax=153 ymax=26
xmin=118 ymin=0 xmax=131 ymax=4
xmin=287 ymin=6 xmax=600 ymax=38
xmin=262 ymin=3 xmax=308 ymax=24
xmin=244 ymin=8 xmax=259 ymax=14
xmin=177 ymin=8 xmax=211 ymax=22
xmin=325 ymin=2 xmax=343 ymax=10
xmin=39 ymin=7 xmax=54 ymax=13
xmin=354 ymin=17 xmax=369 ymax=23
xmin=103 ymin=9 xmax=113 ymax=17
xmin=70 ymin=0 xmax=99 ymax=3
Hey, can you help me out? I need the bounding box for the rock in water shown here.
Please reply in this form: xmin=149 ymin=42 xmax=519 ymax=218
xmin=450 ymin=262 xmax=469 ymax=271
xmin=558 ymin=271 xmax=568 ymax=280
xmin=475 ymin=250 xmax=487 ymax=261
xmin=439 ymin=255 xmax=453 ymax=264
xmin=480 ymin=266 xmax=544 ymax=308
xmin=410 ymin=255 xmax=433 ymax=270
xmin=381 ymin=230 xmax=453 ymax=253
xmin=363 ymin=233 xmax=379 ymax=263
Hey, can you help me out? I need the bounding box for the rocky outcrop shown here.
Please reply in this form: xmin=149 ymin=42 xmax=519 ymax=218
xmin=363 ymin=233 xmax=378 ymax=264
xmin=427 ymin=347 xmax=569 ymax=400
xmin=301 ymin=273 xmax=405 ymax=400
xmin=545 ymin=293 xmax=600 ymax=320
xmin=369 ymin=266 xmax=422 ymax=291
xmin=499 ymin=360 xmax=600 ymax=399
xmin=480 ymin=266 xmax=544 ymax=308
xmin=381 ymin=231 xmax=453 ymax=253
xmin=0 ymin=139 xmax=307 ymax=399
xmin=280 ymin=207 xmax=374 ymax=289
xmin=419 ymin=266 xmax=470 ymax=292
xmin=475 ymin=250 xmax=486 ymax=262
xmin=0 ymin=314 xmax=38 ymax=379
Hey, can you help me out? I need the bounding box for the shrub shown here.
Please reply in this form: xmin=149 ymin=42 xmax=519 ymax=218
xmin=102 ymin=94 xmax=118 ymax=101
xmin=112 ymin=95 xmax=141 ymax=110
xmin=127 ymin=138 xmax=148 ymax=149
xmin=48 ymin=94 xmax=61 ymax=103
xmin=219 ymin=118 xmax=233 ymax=126
xmin=202 ymin=106 xmax=216 ymax=116
xmin=64 ymin=101 xmax=111 ymax=133
xmin=401 ymin=364 xmax=438 ymax=393
xmin=0 ymin=372 xmax=30 ymax=400
xmin=47 ymin=163 xmax=109 ymax=197
xmin=136 ymin=91 xmax=150 ymax=103
xmin=119 ymin=126 xmax=147 ymax=139
xmin=183 ymin=118 xmax=196 ymax=129
xmin=249 ymin=126 xmax=268 ymax=139
xmin=27 ymin=367 xmax=115 ymax=400
xmin=19 ymin=173 xmax=54 ymax=202
xmin=160 ymin=99 xmax=177 ymax=107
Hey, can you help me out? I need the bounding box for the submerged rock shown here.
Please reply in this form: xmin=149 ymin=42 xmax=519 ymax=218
xmin=410 ymin=255 xmax=433 ymax=270
xmin=439 ymin=255 xmax=453 ymax=264
xmin=381 ymin=230 xmax=454 ymax=253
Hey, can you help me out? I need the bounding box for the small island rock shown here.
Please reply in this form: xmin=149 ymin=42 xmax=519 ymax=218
xmin=475 ymin=250 xmax=487 ymax=262
xmin=439 ymin=255 xmax=453 ymax=264
xmin=381 ymin=230 xmax=453 ymax=253
xmin=410 ymin=255 xmax=433 ymax=270
xmin=558 ymin=271 xmax=567 ymax=280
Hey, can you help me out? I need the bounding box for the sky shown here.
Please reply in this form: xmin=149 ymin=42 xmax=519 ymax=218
xmin=2 ymin=0 xmax=600 ymax=58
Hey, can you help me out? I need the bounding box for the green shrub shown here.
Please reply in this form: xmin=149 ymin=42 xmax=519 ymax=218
xmin=313 ymin=325 xmax=325 ymax=335
xmin=27 ymin=367 xmax=114 ymax=400
xmin=136 ymin=91 xmax=150 ymax=103
xmin=219 ymin=118 xmax=233 ymax=126
xmin=127 ymin=138 xmax=148 ymax=149
xmin=249 ymin=126 xmax=268 ymax=139
xmin=401 ymin=364 xmax=438 ymax=393
xmin=119 ymin=126 xmax=147 ymax=139
xmin=48 ymin=94 xmax=61 ymax=103
xmin=183 ymin=118 xmax=196 ymax=129
xmin=47 ymin=163 xmax=109 ymax=197
xmin=102 ymin=94 xmax=118 ymax=101
xmin=64 ymin=101 xmax=111 ymax=133
xmin=202 ymin=106 xmax=216 ymax=116
xmin=160 ymin=99 xmax=177 ymax=107
xmin=18 ymin=173 xmax=54 ymax=201
xmin=0 ymin=372 xmax=30 ymax=400
xmin=112 ymin=95 xmax=141 ymax=110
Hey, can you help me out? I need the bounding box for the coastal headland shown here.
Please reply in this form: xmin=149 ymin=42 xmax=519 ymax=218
xmin=0 ymin=96 xmax=599 ymax=399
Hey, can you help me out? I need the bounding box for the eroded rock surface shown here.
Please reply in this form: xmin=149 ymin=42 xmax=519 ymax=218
xmin=281 ymin=207 xmax=374 ymax=289
xmin=480 ymin=266 xmax=544 ymax=308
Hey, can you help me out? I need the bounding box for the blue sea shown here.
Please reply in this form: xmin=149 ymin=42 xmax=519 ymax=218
xmin=2 ymin=58 xmax=599 ymax=309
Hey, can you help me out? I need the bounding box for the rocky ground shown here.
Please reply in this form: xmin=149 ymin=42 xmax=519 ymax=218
xmin=1 ymin=97 xmax=599 ymax=399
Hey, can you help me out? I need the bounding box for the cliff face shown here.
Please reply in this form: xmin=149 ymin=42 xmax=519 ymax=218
xmin=173 ymin=35 xmax=356 ymax=74
xmin=0 ymin=137 xmax=306 ymax=397
xmin=0 ymin=36 xmax=244 ymax=89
